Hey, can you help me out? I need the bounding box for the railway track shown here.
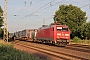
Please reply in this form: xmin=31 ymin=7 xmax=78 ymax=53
xmin=14 ymin=40 xmax=89 ymax=60
xmin=65 ymin=45 xmax=90 ymax=53
xmin=68 ymin=44 xmax=90 ymax=49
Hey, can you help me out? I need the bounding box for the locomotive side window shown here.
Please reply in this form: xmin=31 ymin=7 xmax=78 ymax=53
xmin=57 ymin=27 xmax=68 ymax=31
xmin=57 ymin=27 xmax=62 ymax=31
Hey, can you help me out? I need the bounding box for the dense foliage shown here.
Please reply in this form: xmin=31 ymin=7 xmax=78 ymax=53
xmin=79 ymin=22 xmax=90 ymax=39
xmin=73 ymin=36 xmax=80 ymax=43
xmin=0 ymin=6 xmax=4 ymax=39
xmin=72 ymin=37 xmax=90 ymax=44
xmin=53 ymin=4 xmax=87 ymax=39
xmin=0 ymin=44 xmax=40 ymax=60
xmin=0 ymin=6 xmax=3 ymax=27
xmin=0 ymin=6 xmax=3 ymax=39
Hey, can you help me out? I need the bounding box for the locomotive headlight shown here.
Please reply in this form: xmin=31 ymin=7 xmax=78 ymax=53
xmin=65 ymin=34 xmax=69 ymax=36
xmin=66 ymin=37 xmax=68 ymax=38
xmin=57 ymin=33 xmax=61 ymax=35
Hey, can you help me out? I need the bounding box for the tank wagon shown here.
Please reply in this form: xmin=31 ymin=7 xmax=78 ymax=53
xmin=32 ymin=25 xmax=70 ymax=46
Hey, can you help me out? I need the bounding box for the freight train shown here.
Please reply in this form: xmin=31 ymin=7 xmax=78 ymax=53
xmin=14 ymin=24 xmax=70 ymax=46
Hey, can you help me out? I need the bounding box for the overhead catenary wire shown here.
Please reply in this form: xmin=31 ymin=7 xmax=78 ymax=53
xmin=18 ymin=0 xmax=44 ymax=15
xmin=9 ymin=0 xmax=55 ymax=25
xmin=18 ymin=0 xmax=64 ymax=19
xmin=9 ymin=0 xmax=44 ymax=24
xmin=29 ymin=0 xmax=55 ymax=15
xmin=23 ymin=0 xmax=68 ymax=19
xmin=80 ymin=4 xmax=90 ymax=8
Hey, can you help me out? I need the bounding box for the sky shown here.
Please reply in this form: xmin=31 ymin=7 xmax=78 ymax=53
xmin=0 ymin=0 xmax=90 ymax=33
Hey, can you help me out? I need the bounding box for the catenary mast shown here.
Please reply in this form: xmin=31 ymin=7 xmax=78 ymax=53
xmin=3 ymin=0 xmax=8 ymax=42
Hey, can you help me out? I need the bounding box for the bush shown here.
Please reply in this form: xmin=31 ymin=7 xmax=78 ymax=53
xmin=0 ymin=44 xmax=39 ymax=60
xmin=73 ymin=36 xmax=80 ymax=43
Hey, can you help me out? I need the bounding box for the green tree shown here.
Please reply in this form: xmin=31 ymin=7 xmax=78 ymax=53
xmin=80 ymin=22 xmax=90 ymax=39
xmin=0 ymin=6 xmax=3 ymax=27
xmin=0 ymin=6 xmax=3 ymax=39
xmin=54 ymin=4 xmax=87 ymax=38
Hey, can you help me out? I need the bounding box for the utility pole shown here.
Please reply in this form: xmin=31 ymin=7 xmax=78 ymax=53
xmin=3 ymin=0 xmax=8 ymax=42
xmin=43 ymin=18 xmax=45 ymax=25
xmin=42 ymin=18 xmax=46 ymax=27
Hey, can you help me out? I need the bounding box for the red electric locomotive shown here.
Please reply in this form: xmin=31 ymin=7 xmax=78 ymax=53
xmin=33 ymin=24 xmax=70 ymax=46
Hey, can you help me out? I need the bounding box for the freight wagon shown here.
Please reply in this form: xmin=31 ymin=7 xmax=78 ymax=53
xmin=15 ymin=29 xmax=35 ymax=40
xmin=21 ymin=29 xmax=34 ymax=40
xmin=15 ymin=31 xmax=22 ymax=40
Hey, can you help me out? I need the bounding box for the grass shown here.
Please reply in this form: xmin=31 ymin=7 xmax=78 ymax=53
xmin=77 ymin=40 xmax=90 ymax=45
xmin=0 ymin=40 xmax=5 ymax=44
xmin=71 ymin=39 xmax=90 ymax=45
xmin=70 ymin=37 xmax=90 ymax=45
xmin=0 ymin=40 xmax=40 ymax=60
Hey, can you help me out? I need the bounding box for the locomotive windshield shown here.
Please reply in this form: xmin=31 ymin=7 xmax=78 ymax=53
xmin=62 ymin=28 xmax=68 ymax=31
xmin=57 ymin=27 xmax=68 ymax=31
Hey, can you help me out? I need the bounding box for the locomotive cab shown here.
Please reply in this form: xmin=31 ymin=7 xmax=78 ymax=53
xmin=53 ymin=25 xmax=70 ymax=45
